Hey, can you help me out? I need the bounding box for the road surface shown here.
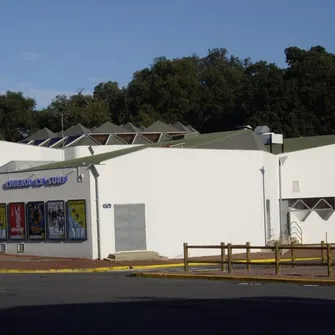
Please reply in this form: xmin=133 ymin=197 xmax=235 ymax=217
xmin=1 ymin=273 xmax=335 ymax=334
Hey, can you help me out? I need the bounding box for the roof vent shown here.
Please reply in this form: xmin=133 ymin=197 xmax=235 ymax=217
xmin=237 ymin=125 xmax=253 ymax=130
xmin=254 ymin=125 xmax=271 ymax=135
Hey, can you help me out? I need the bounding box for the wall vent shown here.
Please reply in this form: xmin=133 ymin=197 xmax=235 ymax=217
xmin=0 ymin=243 xmax=6 ymax=252
xmin=17 ymin=243 xmax=25 ymax=253
xmin=292 ymin=180 xmax=300 ymax=192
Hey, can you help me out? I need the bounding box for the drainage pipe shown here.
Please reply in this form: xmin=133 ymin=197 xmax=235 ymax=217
xmin=90 ymin=165 xmax=102 ymax=260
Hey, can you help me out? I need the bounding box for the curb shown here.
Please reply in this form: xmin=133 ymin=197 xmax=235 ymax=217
xmin=0 ymin=257 xmax=322 ymax=274
xmin=0 ymin=262 xmax=209 ymax=274
xmin=129 ymin=272 xmax=335 ymax=286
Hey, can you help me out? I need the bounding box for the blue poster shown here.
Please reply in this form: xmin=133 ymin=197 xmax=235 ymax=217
xmin=27 ymin=202 xmax=45 ymax=240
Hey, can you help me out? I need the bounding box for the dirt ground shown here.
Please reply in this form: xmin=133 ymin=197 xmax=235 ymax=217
xmin=0 ymin=249 xmax=324 ymax=270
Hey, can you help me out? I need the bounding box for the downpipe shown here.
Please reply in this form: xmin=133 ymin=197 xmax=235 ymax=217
xmin=90 ymin=165 xmax=102 ymax=260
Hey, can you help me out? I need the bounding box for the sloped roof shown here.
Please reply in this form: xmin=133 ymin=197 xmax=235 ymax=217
xmin=194 ymin=130 xmax=266 ymax=151
xmin=159 ymin=133 xmax=172 ymax=142
xmin=186 ymin=125 xmax=198 ymax=133
xmin=50 ymin=138 xmax=66 ymax=148
xmin=24 ymin=128 xmax=56 ymax=141
xmin=0 ymin=160 xmax=56 ymax=173
xmin=106 ymin=134 xmax=127 ymax=145
xmin=133 ymin=134 xmax=152 ymax=145
xmin=18 ymin=130 xmax=266 ymax=172
xmin=21 ymin=145 xmax=147 ymax=171
xmin=92 ymin=121 xmax=126 ymax=134
xmin=172 ymin=122 xmax=190 ymax=132
xmin=122 ymin=122 xmax=139 ymax=132
xmin=63 ymin=124 xmax=91 ymax=136
xmin=283 ymin=134 xmax=335 ymax=153
xmin=65 ymin=135 xmax=100 ymax=147
xmin=145 ymin=120 xmax=180 ymax=133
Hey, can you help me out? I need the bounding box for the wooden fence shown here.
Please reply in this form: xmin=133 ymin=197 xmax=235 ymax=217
xmin=183 ymin=241 xmax=334 ymax=277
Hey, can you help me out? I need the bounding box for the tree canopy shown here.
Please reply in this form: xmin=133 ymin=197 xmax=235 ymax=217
xmin=1 ymin=45 xmax=335 ymax=141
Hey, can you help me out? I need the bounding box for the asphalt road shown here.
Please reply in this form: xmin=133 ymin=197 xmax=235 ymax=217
xmin=1 ymin=273 xmax=335 ymax=334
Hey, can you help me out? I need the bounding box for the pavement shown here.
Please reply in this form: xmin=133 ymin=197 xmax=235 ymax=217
xmin=1 ymin=273 xmax=335 ymax=334
xmin=0 ymin=249 xmax=324 ymax=272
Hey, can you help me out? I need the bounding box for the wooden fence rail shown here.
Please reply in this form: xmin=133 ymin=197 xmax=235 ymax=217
xmin=183 ymin=241 xmax=333 ymax=277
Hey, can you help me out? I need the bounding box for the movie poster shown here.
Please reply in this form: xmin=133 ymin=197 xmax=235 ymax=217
xmin=8 ymin=203 xmax=26 ymax=240
xmin=67 ymin=200 xmax=87 ymax=240
xmin=27 ymin=202 xmax=45 ymax=240
xmin=0 ymin=203 xmax=7 ymax=240
xmin=46 ymin=201 xmax=66 ymax=240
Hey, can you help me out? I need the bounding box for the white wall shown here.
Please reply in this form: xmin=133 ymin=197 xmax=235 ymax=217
xmin=97 ymin=148 xmax=280 ymax=259
xmin=290 ymin=211 xmax=335 ymax=244
xmin=280 ymin=145 xmax=335 ymax=199
xmin=0 ymin=141 xmax=64 ymax=168
xmin=0 ymin=167 xmax=96 ymax=258
xmin=63 ymin=145 xmax=141 ymax=160
xmin=280 ymin=145 xmax=335 ymax=244
xmin=262 ymin=153 xmax=280 ymax=241
xmin=0 ymin=141 xmax=141 ymax=169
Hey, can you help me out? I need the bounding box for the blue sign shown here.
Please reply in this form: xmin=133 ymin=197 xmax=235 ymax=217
xmin=4 ymin=176 xmax=68 ymax=189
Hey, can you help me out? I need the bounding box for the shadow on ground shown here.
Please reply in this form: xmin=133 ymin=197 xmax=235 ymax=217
xmin=1 ymin=297 xmax=334 ymax=334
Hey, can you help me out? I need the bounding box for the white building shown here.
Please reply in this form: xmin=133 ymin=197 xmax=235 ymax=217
xmin=0 ymin=125 xmax=334 ymax=260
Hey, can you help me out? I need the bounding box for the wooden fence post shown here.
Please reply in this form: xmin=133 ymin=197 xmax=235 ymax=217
xmin=183 ymin=242 xmax=189 ymax=272
xmin=275 ymin=242 xmax=280 ymax=274
xmin=291 ymin=241 xmax=295 ymax=269
xmin=246 ymin=242 xmax=251 ymax=271
xmin=321 ymin=241 xmax=326 ymax=265
xmin=227 ymin=243 xmax=232 ymax=273
xmin=220 ymin=242 xmax=226 ymax=272
xmin=327 ymin=243 xmax=332 ymax=277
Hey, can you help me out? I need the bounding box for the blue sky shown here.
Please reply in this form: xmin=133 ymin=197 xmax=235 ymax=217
xmin=1 ymin=0 xmax=334 ymax=109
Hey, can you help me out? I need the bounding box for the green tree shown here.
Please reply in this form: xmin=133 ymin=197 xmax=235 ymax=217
xmin=284 ymin=46 xmax=335 ymax=136
xmin=127 ymin=55 xmax=202 ymax=127
xmin=93 ymin=81 xmax=128 ymax=125
xmin=0 ymin=91 xmax=36 ymax=141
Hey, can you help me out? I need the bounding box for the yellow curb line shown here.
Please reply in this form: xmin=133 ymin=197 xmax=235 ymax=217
xmin=0 ymin=257 xmax=323 ymax=274
xmin=130 ymin=272 xmax=335 ymax=285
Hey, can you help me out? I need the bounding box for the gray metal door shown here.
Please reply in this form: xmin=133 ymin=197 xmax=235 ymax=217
xmin=114 ymin=203 xmax=147 ymax=252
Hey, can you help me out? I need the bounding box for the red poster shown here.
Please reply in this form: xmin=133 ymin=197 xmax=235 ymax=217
xmin=9 ymin=203 xmax=26 ymax=239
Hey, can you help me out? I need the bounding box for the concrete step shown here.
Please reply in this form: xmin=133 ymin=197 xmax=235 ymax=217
xmin=106 ymin=251 xmax=166 ymax=262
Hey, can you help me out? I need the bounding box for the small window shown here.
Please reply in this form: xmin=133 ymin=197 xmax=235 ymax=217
xmin=292 ymin=180 xmax=300 ymax=192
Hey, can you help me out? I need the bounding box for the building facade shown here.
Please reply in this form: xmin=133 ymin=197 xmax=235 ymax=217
xmin=0 ymin=125 xmax=334 ymax=259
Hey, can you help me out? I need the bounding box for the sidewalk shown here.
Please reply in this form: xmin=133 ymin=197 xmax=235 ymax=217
xmin=0 ymin=249 xmax=323 ymax=272
xmin=132 ymin=266 xmax=335 ymax=285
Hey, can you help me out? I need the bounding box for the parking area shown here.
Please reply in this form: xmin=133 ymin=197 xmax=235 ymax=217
xmin=1 ymin=272 xmax=335 ymax=333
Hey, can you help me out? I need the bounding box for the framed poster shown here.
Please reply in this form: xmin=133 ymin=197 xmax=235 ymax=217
xmin=46 ymin=201 xmax=66 ymax=240
xmin=27 ymin=202 xmax=46 ymax=240
xmin=67 ymin=200 xmax=87 ymax=240
xmin=8 ymin=202 xmax=26 ymax=240
xmin=0 ymin=203 xmax=7 ymax=240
